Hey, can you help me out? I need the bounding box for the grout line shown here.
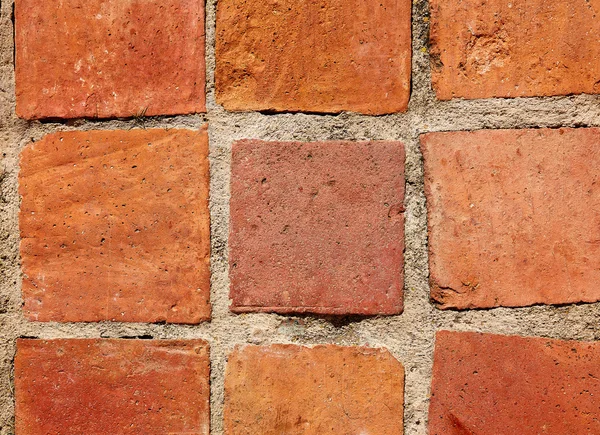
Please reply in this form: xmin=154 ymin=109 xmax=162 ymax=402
xmin=1 ymin=0 xmax=600 ymax=434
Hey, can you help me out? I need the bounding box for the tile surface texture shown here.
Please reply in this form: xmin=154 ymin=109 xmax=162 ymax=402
xmin=429 ymin=331 xmax=600 ymax=434
xmin=15 ymin=0 xmax=206 ymax=119
xmin=216 ymin=0 xmax=411 ymax=114
xmin=229 ymin=140 xmax=405 ymax=315
xmin=224 ymin=344 xmax=404 ymax=434
xmin=19 ymin=128 xmax=211 ymax=323
xmin=15 ymin=339 xmax=210 ymax=435
xmin=422 ymin=128 xmax=600 ymax=309
xmin=430 ymin=0 xmax=600 ymax=100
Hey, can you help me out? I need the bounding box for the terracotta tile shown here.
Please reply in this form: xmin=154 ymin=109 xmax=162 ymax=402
xmin=229 ymin=140 xmax=405 ymax=315
xmin=430 ymin=331 xmax=600 ymax=434
xmin=15 ymin=0 xmax=206 ymax=119
xmin=430 ymin=0 xmax=600 ymax=99
xmin=422 ymin=128 xmax=600 ymax=309
xmin=216 ymin=0 xmax=411 ymax=114
xmin=225 ymin=344 xmax=404 ymax=434
xmin=20 ymin=128 xmax=211 ymax=323
xmin=15 ymin=339 xmax=210 ymax=435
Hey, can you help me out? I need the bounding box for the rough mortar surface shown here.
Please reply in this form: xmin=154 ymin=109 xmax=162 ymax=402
xmin=2 ymin=0 xmax=600 ymax=434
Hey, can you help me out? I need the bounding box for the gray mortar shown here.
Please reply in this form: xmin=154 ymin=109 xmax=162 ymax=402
xmin=2 ymin=0 xmax=600 ymax=434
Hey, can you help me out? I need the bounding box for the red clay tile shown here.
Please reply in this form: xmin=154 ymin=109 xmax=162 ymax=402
xmin=215 ymin=0 xmax=411 ymax=114
xmin=19 ymin=127 xmax=211 ymax=323
xmin=15 ymin=338 xmax=210 ymax=435
xmin=422 ymin=128 xmax=600 ymax=309
xmin=229 ymin=140 xmax=405 ymax=315
xmin=15 ymin=0 xmax=206 ymax=119
xmin=429 ymin=0 xmax=600 ymax=100
xmin=224 ymin=344 xmax=404 ymax=434
xmin=429 ymin=331 xmax=600 ymax=434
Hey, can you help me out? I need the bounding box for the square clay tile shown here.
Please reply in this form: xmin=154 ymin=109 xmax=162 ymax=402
xmin=15 ymin=339 xmax=210 ymax=435
xmin=430 ymin=331 xmax=600 ymax=434
xmin=19 ymin=127 xmax=211 ymax=323
xmin=429 ymin=0 xmax=600 ymax=99
xmin=422 ymin=128 xmax=600 ymax=309
xmin=15 ymin=0 xmax=206 ymax=119
xmin=215 ymin=0 xmax=411 ymax=114
xmin=224 ymin=344 xmax=404 ymax=434
xmin=229 ymin=140 xmax=405 ymax=316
